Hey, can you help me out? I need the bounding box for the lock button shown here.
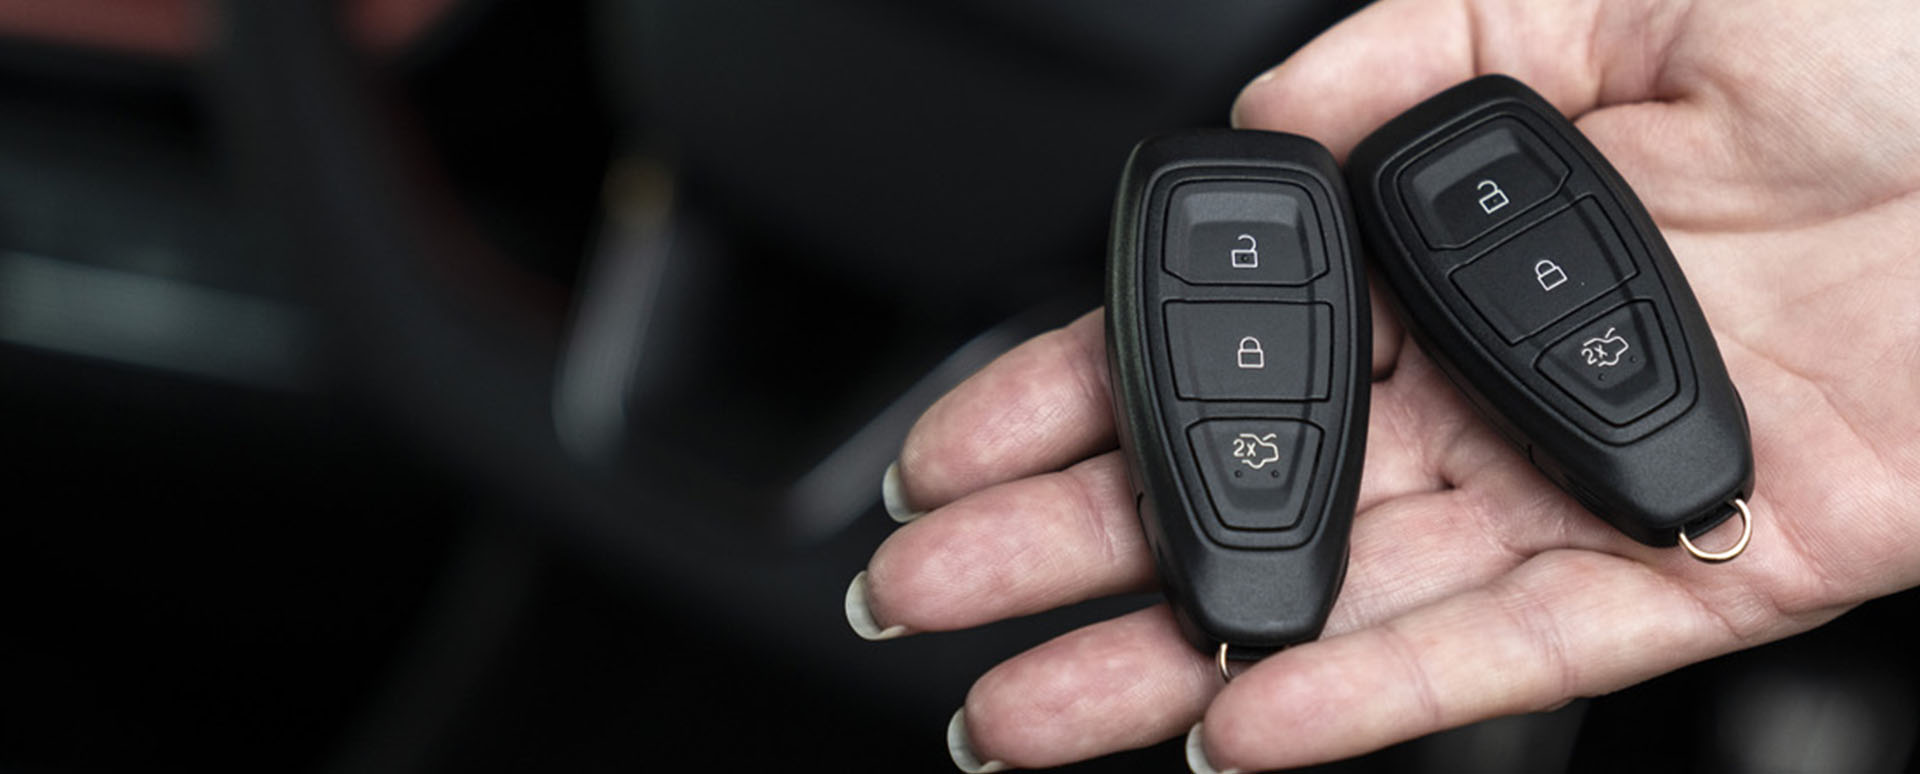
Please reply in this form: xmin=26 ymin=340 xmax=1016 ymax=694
xmin=1164 ymin=301 xmax=1332 ymax=401
xmin=1399 ymin=117 xmax=1568 ymax=250
xmin=1236 ymin=337 xmax=1266 ymax=370
xmin=1449 ymin=199 xmax=1639 ymax=344
xmin=1534 ymin=259 xmax=1569 ymax=291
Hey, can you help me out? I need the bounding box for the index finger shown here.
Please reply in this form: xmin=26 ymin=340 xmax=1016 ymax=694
xmin=892 ymin=309 xmax=1115 ymax=517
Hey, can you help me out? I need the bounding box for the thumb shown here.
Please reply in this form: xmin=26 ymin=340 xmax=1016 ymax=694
xmin=1232 ymin=0 xmax=1685 ymax=160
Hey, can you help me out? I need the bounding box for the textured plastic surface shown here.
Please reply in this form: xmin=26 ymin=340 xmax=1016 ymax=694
xmin=1348 ymin=75 xmax=1754 ymax=546
xmin=1106 ymin=130 xmax=1369 ymax=655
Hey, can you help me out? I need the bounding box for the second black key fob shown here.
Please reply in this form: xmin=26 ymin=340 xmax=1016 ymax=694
xmin=1106 ymin=131 xmax=1370 ymax=659
xmin=1348 ymin=75 xmax=1755 ymax=557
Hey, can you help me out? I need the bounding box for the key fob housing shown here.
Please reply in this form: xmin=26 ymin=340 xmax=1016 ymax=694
xmin=1107 ymin=130 xmax=1369 ymax=655
xmin=1348 ymin=75 xmax=1754 ymax=545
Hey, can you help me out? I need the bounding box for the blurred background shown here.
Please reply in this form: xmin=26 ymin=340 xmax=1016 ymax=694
xmin=0 ymin=1 xmax=1916 ymax=771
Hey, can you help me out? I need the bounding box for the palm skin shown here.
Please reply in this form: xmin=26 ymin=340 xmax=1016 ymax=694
xmin=858 ymin=0 xmax=1920 ymax=770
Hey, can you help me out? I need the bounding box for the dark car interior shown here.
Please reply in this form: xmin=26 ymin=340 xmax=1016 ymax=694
xmin=3 ymin=1 xmax=1917 ymax=771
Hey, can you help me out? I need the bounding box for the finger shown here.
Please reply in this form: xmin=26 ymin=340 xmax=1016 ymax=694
xmin=867 ymin=355 xmax=1482 ymax=638
xmin=955 ymin=605 xmax=1217 ymax=770
xmin=1195 ymin=548 xmax=1833 ymax=772
xmin=1232 ymin=0 xmax=1688 ymax=160
xmin=1228 ymin=0 xmax=1697 ymax=154
xmin=863 ymin=452 xmax=1155 ymax=635
xmin=864 ymin=401 xmax=1478 ymax=640
xmin=951 ymin=523 xmax=1670 ymax=772
xmin=925 ymin=485 xmax=1665 ymax=769
xmin=1232 ymin=0 xmax=1481 ymax=158
xmin=894 ymin=310 xmax=1114 ymax=515
xmin=935 ymin=507 xmax=1590 ymax=771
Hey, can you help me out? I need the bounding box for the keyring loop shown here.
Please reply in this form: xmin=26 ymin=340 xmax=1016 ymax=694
xmin=1216 ymin=643 xmax=1280 ymax=682
xmin=1679 ymin=498 xmax=1752 ymax=563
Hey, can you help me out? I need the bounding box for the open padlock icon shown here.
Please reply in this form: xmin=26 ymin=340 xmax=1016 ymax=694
xmin=1236 ymin=336 xmax=1265 ymax=370
xmin=1476 ymin=180 xmax=1509 ymax=214
xmin=1230 ymin=234 xmax=1259 ymax=269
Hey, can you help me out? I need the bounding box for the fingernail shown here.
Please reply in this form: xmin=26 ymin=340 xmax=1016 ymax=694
xmin=1186 ymin=723 xmax=1240 ymax=774
xmin=845 ymin=571 xmax=909 ymax=641
xmin=1228 ymin=70 xmax=1275 ymax=129
xmin=882 ymin=461 xmax=924 ymax=523
xmin=947 ymin=708 xmax=1008 ymax=773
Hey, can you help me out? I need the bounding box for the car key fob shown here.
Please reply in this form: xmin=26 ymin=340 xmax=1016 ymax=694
xmin=1106 ymin=130 xmax=1370 ymax=660
xmin=1347 ymin=75 xmax=1755 ymax=558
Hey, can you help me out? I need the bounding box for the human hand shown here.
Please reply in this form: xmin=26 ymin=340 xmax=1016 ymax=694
xmin=849 ymin=0 xmax=1920 ymax=769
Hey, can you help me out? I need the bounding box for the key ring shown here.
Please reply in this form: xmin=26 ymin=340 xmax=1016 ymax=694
xmin=1679 ymin=498 xmax=1753 ymax=563
xmin=1216 ymin=643 xmax=1256 ymax=683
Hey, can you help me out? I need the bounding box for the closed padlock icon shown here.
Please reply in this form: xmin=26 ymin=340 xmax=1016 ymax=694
xmin=1230 ymin=234 xmax=1259 ymax=269
xmin=1476 ymin=179 xmax=1509 ymax=214
xmin=1236 ymin=336 xmax=1265 ymax=370
xmin=1534 ymin=259 xmax=1569 ymax=291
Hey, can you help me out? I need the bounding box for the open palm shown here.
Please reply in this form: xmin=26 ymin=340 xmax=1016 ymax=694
xmin=852 ymin=0 xmax=1920 ymax=770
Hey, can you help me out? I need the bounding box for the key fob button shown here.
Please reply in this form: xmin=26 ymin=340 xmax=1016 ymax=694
xmin=1164 ymin=301 xmax=1332 ymax=401
xmin=1164 ymin=181 xmax=1325 ymax=286
xmin=1536 ymin=302 xmax=1679 ymax=426
xmin=1399 ymin=117 xmax=1569 ymax=249
xmin=1449 ymin=199 xmax=1638 ymax=343
xmin=1186 ymin=420 xmax=1323 ymax=533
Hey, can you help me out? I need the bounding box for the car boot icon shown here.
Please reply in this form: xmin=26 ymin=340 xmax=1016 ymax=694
xmin=1231 ymin=432 xmax=1282 ymax=469
xmin=1580 ymin=327 xmax=1630 ymax=368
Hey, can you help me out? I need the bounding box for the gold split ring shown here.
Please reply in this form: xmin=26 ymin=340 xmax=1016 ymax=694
xmin=1679 ymin=498 xmax=1753 ymax=563
xmin=1215 ymin=642 xmax=1247 ymax=683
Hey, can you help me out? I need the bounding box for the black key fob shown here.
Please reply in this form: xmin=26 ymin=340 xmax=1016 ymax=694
xmin=1348 ymin=75 xmax=1755 ymax=557
xmin=1106 ymin=130 xmax=1370 ymax=658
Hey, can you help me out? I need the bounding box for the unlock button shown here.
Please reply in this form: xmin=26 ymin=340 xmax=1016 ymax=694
xmin=1400 ymin=118 xmax=1569 ymax=249
xmin=1164 ymin=181 xmax=1326 ymax=286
